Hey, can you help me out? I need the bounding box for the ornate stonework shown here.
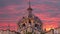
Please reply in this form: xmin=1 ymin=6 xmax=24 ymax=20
xmin=18 ymin=0 xmax=43 ymax=34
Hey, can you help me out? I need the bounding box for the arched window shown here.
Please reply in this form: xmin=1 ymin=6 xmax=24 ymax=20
xmin=35 ymin=24 xmax=38 ymax=27
xmin=35 ymin=24 xmax=40 ymax=29
xmin=29 ymin=19 xmax=31 ymax=24
xmin=22 ymin=24 xmax=25 ymax=27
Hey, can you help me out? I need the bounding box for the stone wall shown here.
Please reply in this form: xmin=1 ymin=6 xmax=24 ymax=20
xmin=0 ymin=30 xmax=19 ymax=34
xmin=46 ymin=27 xmax=60 ymax=34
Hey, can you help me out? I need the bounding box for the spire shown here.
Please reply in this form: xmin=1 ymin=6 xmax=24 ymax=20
xmin=27 ymin=0 xmax=33 ymax=18
xmin=27 ymin=0 xmax=33 ymax=11
xmin=29 ymin=0 xmax=31 ymax=8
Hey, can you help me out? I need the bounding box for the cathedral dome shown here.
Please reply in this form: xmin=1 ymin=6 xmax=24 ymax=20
xmin=18 ymin=8 xmax=43 ymax=32
xmin=18 ymin=0 xmax=43 ymax=34
xmin=18 ymin=14 xmax=42 ymax=26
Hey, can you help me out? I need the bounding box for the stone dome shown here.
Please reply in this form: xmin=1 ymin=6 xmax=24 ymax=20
xmin=18 ymin=0 xmax=43 ymax=34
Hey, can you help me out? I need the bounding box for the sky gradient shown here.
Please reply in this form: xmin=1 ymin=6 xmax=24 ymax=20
xmin=0 ymin=0 xmax=60 ymax=31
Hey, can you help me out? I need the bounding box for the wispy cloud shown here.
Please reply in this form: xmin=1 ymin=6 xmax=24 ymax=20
xmin=0 ymin=0 xmax=60 ymax=31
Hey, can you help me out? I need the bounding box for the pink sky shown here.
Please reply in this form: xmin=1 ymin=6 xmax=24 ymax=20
xmin=0 ymin=0 xmax=60 ymax=31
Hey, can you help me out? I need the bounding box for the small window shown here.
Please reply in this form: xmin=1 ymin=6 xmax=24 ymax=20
xmin=35 ymin=24 xmax=40 ymax=29
xmin=29 ymin=19 xmax=31 ymax=24
xmin=23 ymin=17 xmax=25 ymax=18
xmin=35 ymin=24 xmax=38 ymax=27
xmin=22 ymin=24 xmax=25 ymax=27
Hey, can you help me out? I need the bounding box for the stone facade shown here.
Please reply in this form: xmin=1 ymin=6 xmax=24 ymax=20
xmin=54 ymin=27 xmax=60 ymax=34
xmin=46 ymin=27 xmax=60 ymax=34
xmin=0 ymin=27 xmax=60 ymax=34
xmin=0 ymin=30 xmax=19 ymax=34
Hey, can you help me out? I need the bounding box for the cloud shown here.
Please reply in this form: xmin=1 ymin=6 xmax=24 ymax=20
xmin=0 ymin=0 xmax=24 ymax=7
xmin=35 ymin=13 xmax=59 ymax=30
xmin=0 ymin=0 xmax=60 ymax=31
xmin=0 ymin=22 xmax=18 ymax=31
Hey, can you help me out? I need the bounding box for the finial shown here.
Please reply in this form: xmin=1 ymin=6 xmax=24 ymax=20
xmin=29 ymin=0 xmax=31 ymax=8
xmin=27 ymin=0 xmax=33 ymax=11
xmin=27 ymin=0 xmax=33 ymax=18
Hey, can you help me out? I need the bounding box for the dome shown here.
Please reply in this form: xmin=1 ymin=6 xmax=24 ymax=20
xmin=18 ymin=14 xmax=43 ymax=32
xmin=18 ymin=13 xmax=42 ymax=25
xmin=18 ymin=0 xmax=43 ymax=34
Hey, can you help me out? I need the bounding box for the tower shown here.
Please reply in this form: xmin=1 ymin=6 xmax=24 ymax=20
xmin=18 ymin=0 xmax=43 ymax=34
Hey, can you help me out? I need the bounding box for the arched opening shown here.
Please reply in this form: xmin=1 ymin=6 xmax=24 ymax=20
xmin=22 ymin=24 xmax=25 ymax=27
xmin=29 ymin=19 xmax=31 ymax=24
xmin=35 ymin=24 xmax=40 ymax=29
xmin=35 ymin=24 xmax=38 ymax=27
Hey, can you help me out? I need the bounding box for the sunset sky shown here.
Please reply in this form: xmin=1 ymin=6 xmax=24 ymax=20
xmin=0 ymin=0 xmax=60 ymax=31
